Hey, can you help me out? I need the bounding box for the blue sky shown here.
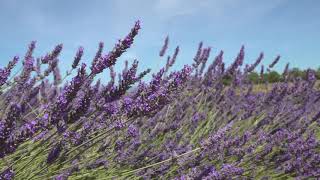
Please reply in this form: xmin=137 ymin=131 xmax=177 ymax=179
xmin=0 ymin=0 xmax=319 ymax=82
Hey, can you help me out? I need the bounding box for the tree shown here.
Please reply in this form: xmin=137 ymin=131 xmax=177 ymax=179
xmin=316 ymin=67 xmax=320 ymax=80
xmin=248 ymin=72 xmax=260 ymax=84
xmin=266 ymin=71 xmax=281 ymax=83
xmin=290 ymin=68 xmax=304 ymax=79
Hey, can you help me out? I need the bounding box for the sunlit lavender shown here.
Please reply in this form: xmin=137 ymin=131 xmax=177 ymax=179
xmin=0 ymin=18 xmax=320 ymax=180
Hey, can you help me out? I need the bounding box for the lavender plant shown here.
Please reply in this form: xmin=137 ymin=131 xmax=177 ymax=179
xmin=0 ymin=20 xmax=319 ymax=180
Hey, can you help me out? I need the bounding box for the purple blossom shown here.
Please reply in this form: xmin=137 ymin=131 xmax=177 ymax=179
xmin=72 ymin=46 xmax=84 ymax=69
xmin=91 ymin=21 xmax=140 ymax=74
xmin=269 ymin=55 xmax=280 ymax=68
xmin=53 ymin=65 xmax=62 ymax=85
xmin=246 ymin=52 xmax=264 ymax=73
xmin=282 ymin=63 xmax=290 ymax=78
xmin=159 ymin=35 xmax=169 ymax=57
xmin=193 ymin=41 xmax=203 ymax=67
xmin=90 ymin=42 xmax=104 ymax=70
xmin=226 ymin=45 xmax=245 ymax=75
xmin=47 ymin=142 xmax=62 ymax=164
xmin=114 ymin=120 xmax=125 ymax=131
xmin=41 ymin=44 xmax=63 ymax=64
xmin=220 ymin=164 xmax=244 ymax=177
xmin=0 ymin=167 xmax=14 ymax=180
xmin=127 ymin=124 xmax=139 ymax=138
xmin=50 ymin=63 xmax=87 ymax=127
xmin=0 ymin=56 xmax=19 ymax=87
xmin=1 ymin=20 xmax=320 ymax=180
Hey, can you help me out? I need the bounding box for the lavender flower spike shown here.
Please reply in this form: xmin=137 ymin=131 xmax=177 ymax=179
xmin=72 ymin=46 xmax=84 ymax=69
xmin=47 ymin=142 xmax=62 ymax=164
xmin=90 ymin=42 xmax=104 ymax=70
xmin=269 ymin=55 xmax=280 ymax=68
xmin=0 ymin=56 xmax=19 ymax=87
xmin=159 ymin=35 xmax=169 ymax=57
xmin=41 ymin=44 xmax=63 ymax=64
xmin=91 ymin=20 xmax=141 ymax=75
xmin=247 ymin=52 xmax=264 ymax=73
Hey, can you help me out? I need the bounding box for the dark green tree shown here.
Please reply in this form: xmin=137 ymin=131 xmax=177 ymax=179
xmin=290 ymin=67 xmax=304 ymax=79
xmin=266 ymin=71 xmax=281 ymax=83
xmin=316 ymin=67 xmax=320 ymax=80
xmin=248 ymin=72 xmax=260 ymax=84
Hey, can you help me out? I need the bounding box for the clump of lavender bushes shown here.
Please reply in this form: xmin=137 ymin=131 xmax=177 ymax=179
xmin=0 ymin=20 xmax=319 ymax=179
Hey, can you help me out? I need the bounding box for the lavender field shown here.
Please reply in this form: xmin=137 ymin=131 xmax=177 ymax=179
xmin=0 ymin=20 xmax=319 ymax=179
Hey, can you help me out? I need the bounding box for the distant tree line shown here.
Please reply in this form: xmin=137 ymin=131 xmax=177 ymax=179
xmin=222 ymin=67 xmax=320 ymax=85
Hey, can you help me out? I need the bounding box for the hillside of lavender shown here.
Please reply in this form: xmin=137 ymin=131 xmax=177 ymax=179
xmin=0 ymin=21 xmax=319 ymax=180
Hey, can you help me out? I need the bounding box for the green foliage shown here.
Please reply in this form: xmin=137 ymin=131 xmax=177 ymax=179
xmin=316 ymin=67 xmax=320 ymax=79
xmin=290 ymin=67 xmax=304 ymax=79
xmin=222 ymin=75 xmax=232 ymax=85
xmin=247 ymin=67 xmax=320 ymax=84
xmin=266 ymin=71 xmax=281 ymax=83
xmin=248 ymin=72 xmax=260 ymax=84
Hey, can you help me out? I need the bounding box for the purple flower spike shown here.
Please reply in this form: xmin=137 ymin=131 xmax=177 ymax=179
xmin=0 ymin=56 xmax=19 ymax=86
xmin=47 ymin=142 xmax=62 ymax=164
xmin=72 ymin=46 xmax=84 ymax=69
xmin=159 ymin=35 xmax=169 ymax=57
xmin=269 ymin=55 xmax=280 ymax=68
xmin=41 ymin=44 xmax=63 ymax=64
xmin=127 ymin=124 xmax=139 ymax=138
xmin=91 ymin=20 xmax=141 ymax=75
xmin=0 ymin=167 xmax=14 ymax=180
